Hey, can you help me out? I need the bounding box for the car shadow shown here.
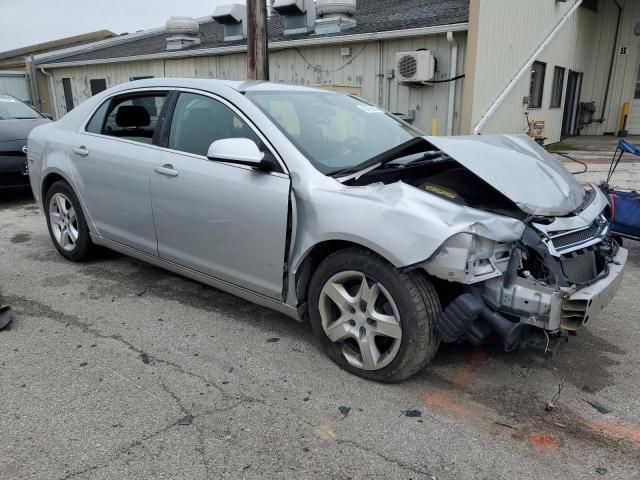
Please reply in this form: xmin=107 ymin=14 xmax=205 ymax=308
xmin=0 ymin=188 xmax=35 ymax=211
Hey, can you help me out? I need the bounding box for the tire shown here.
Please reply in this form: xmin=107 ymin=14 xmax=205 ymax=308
xmin=308 ymin=248 xmax=441 ymax=382
xmin=44 ymin=180 xmax=94 ymax=262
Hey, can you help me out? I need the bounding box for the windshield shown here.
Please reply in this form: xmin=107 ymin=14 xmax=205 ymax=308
xmin=0 ymin=94 xmax=40 ymax=119
xmin=246 ymin=90 xmax=422 ymax=174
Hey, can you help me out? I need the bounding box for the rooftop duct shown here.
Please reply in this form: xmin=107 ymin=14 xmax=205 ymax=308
xmin=165 ymin=17 xmax=201 ymax=51
xmin=315 ymin=0 xmax=357 ymax=35
xmin=212 ymin=3 xmax=247 ymax=41
xmin=273 ymin=0 xmax=316 ymax=35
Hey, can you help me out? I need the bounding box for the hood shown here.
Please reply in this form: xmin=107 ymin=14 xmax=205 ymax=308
xmin=0 ymin=117 xmax=50 ymax=143
xmin=425 ymin=134 xmax=585 ymax=217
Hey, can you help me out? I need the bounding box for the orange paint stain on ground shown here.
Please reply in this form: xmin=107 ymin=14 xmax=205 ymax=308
xmin=586 ymin=420 xmax=640 ymax=446
xmin=451 ymin=349 xmax=491 ymax=387
xmin=528 ymin=433 xmax=561 ymax=450
xmin=423 ymin=389 xmax=482 ymax=421
xmin=423 ymin=348 xmax=490 ymax=421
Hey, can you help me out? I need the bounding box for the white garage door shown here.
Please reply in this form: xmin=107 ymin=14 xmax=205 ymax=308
xmin=0 ymin=71 xmax=31 ymax=104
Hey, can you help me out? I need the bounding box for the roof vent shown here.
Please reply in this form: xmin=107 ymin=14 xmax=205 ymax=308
xmin=273 ymin=0 xmax=316 ymax=35
xmin=212 ymin=3 xmax=247 ymax=41
xmin=315 ymin=0 xmax=357 ymax=35
xmin=165 ymin=17 xmax=201 ymax=50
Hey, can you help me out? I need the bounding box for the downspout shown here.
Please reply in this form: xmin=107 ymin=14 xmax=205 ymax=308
xmin=473 ymin=0 xmax=584 ymax=134
xmin=596 ymin=0 xmax=622 ymax=124
xmin=40 ymin=67 xmax=59 ymax=120
xmin=446 ymin=31 xmax=458 ymax=135
xmin=28 ymin=55 xmax=42 ymax=111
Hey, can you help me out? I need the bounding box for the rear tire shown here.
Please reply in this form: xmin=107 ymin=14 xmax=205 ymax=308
xmin=308 ymin=248 xmax=441 ymax=382
xmin=45 ymin=181 xmax=94 ymax=262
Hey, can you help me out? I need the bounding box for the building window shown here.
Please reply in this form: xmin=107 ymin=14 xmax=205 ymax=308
xmin=62 ymin=78 xmax=74 ymax=112
xmin=550 ymin=66 xmax=565 ymax=108
xmin=529 ymin=61 xmax=546 ymax=109
xmin=90 ymin=79 xmax=107 ymax=96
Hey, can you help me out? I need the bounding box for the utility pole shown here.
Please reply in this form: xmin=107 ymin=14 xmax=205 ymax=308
xmin=246 ymin=0 xmax=269 ymax=80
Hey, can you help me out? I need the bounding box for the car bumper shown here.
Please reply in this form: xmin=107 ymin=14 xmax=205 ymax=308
xmin=481 ymin=247 xmax=628 ymax=331
xmin=560 ymin=247 xmax=628 ymax=330
xmin=0 ymin=154 xmax=30 ymax=189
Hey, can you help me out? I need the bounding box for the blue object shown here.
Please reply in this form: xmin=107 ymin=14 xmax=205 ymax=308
xmin=601 ymin=139 xmax=640 ymax=240
xmin=601 ymin=187 xmax=640 ymax=240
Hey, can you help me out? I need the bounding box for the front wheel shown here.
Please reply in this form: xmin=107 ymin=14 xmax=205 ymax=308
xmin=308 ymin=248 xmax=441 ymax=382
xmin=45 ymin=181 xmax=94 ymax=262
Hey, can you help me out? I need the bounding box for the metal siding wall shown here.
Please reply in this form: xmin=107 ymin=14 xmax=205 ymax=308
xmin=471 ymin=0 xmax=640 ymax=143
xmin=0 ymin=73 xmax=31 ymax=103
xmin=48 ymin=33 xmax=467 ymax=134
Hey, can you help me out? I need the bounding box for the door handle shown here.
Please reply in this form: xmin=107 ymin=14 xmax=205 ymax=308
xmin=153 ymin=164 xmax=179 ymax=177
xmin=73 ymin=146 xmax=89 ymax=157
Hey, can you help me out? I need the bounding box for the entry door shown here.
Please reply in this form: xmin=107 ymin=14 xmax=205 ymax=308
xmin=150 ymin=92 xmax=290 ymax=299
xmin=628 ymin=62 xmax=640 ymax=134
xmin=562 ymin=70 xmax=583 ymax=137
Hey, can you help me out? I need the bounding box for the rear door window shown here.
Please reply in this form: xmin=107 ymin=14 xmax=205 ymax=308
xmin=88 ymin=92 xmax=167 ymax=144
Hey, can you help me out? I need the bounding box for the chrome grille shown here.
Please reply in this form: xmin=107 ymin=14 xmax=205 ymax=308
xmin=561 ymin=251 xmax=598 ymax=284
xmin=551 ymin=222 xmax=600 ymax=249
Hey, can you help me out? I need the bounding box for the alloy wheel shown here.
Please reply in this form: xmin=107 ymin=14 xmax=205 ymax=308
xmin=318 ymin=271 xmax=402 ymax=371
xmin=48 ymin=193 xmax=79 ymax=252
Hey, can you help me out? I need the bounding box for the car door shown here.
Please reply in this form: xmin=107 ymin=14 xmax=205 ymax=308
xmin=150 ymin=91 xmax=291 ymax=300
xmin=72 ymin=90 xmax=169 ymax=255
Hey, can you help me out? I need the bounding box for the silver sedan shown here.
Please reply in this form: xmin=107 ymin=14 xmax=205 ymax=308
xmin=27 ymin=79 xmax=627 ymax=382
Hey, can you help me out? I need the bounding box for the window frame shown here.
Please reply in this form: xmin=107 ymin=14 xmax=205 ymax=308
xmin=529 ymin=61 xmax=547 ymax=109
xmin=549 ymin=66 xmax=566 ymax=109
xmin=79 ymin=87 xmax=288 ymax=177
xmin=81 ymin=88 xmax=172 ymax=147
xmin=158 ymin=88 xmax=288 ymax=176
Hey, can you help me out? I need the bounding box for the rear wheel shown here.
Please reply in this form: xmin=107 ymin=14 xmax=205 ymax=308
xmin=308 ymin=248 xmax=441 ymax=382
xmin=45 ymin=181 xmax=94 ymax=261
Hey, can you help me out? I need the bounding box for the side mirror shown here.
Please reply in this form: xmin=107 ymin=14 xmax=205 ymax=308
xmin=207 ymin=138 xmax=270 ymax=170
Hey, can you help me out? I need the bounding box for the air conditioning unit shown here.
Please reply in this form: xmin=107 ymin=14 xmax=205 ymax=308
xmin=396 ymin=51 xmax=436 ymax=84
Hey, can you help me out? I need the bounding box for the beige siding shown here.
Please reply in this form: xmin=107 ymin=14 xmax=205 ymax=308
xmin=49 ymin=32 xmax=467 ymax=135
xmin=467 ymin=0 xmax=640 ymax=143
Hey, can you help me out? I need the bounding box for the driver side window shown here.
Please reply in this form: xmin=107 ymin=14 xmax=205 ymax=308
xmin=168 ymin=92 xmax=261 ymax=157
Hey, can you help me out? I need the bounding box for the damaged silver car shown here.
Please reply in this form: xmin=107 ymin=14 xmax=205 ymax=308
xmin=27 ymin=79 xmax=627 ymax=382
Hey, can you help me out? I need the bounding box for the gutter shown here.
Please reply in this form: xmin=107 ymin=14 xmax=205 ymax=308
xmin=40 ymin=67 xmax=60 ymax=120
xmin=472 ymin=0 xmax=583 ymax=135
xmin=446 ymin=31 xmax=459 ymax=136
xmin=37 ymin=23 xmax=469 ymax=69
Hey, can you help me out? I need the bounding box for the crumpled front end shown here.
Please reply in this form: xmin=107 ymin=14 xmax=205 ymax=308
xmin=424 ymin=186 xmax=628 ymax=350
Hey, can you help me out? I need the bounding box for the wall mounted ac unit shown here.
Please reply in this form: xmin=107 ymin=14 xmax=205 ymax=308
xmin=395 ymin=51 xmax=436 ymax=84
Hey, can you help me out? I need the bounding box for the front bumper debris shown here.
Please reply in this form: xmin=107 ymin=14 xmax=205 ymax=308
xmin=480 ymin=247 xmax=628 ymax=331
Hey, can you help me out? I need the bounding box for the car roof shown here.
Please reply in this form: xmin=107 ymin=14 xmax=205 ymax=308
xmin=119 ymin=77 xmax=333 ymax=94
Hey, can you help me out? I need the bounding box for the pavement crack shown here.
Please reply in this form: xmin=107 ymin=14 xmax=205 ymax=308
xmin=57 ymin=420 xmax=179 ymax=480
xmin=335 ymin=439 xmax=432 ymax=477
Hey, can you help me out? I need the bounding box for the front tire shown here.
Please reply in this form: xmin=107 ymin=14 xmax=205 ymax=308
xmin=308 ymin=248 xmax=441 ymax=382
xmin=45 ymin=181 xmax=94 ymax=262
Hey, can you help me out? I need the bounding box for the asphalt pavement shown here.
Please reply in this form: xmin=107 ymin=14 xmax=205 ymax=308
xmin=1 ymin=189 xmax=639 ymax=479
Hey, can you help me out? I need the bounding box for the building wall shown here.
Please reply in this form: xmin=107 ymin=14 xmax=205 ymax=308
xmin=0 ymin=71 xmax=31 ymax=103
xmin=47 ymin=32 xmax=467 ymax=135
xmin=464 ymin=0 xmax=640 ymax=143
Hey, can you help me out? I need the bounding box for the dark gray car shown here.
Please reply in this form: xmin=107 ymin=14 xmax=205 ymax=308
xmin=0 ymin=92 xmax=50 ymax=190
